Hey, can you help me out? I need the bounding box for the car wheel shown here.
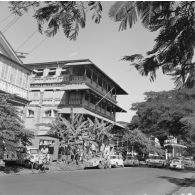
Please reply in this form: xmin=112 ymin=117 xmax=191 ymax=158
xmin=24 ymin=161 xmax=30 ymax=168
xmin=34 ymin=162 xmax=39 ymax=170
xmin=98 ymin=162 xmax=103 ymax=169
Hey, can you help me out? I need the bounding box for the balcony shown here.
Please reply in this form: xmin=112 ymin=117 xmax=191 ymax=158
xmin=30 ymin=75 xmax=116 ymax=103
xmin=82 ymin=100 xmax=115 ymax=121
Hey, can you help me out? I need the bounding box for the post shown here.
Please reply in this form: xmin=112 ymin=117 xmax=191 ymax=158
xmin=131 ymin=146 xmax=134 ymax=157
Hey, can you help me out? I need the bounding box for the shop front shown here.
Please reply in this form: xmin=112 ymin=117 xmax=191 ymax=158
xmin=31 ymin=135 xmax=60 ymax=161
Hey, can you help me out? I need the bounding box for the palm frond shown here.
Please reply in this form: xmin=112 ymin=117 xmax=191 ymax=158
xmin=109 ymin=1 xmax=138 ymax=30
xmin=121 ymin=54 xmax=143 ymax=62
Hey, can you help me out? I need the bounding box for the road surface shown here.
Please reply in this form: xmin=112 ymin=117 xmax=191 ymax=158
xmin=0 ymin=167 xmax=194 ymax=195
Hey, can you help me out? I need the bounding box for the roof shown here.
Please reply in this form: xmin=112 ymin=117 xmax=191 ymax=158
xmin=0 ymin=32 xmax=31 ymax=72
xmin=25 ymin=59 xmax=128 ymax=95
xmin=0 ymin=31 xmax=22 ymax=64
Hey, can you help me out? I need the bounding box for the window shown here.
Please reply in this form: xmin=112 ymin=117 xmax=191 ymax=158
xmin=90 ymin=94 xmax=97 ymax=105
xmin=103 ymin=81 xmax=107 ymax=90
xmin=72 ymin=67 xmax=84 ymax=76
xmin=98 ymin=77 xmax=102 ymax=87
xmin=107 ymin=106 xmax=111 ymax=112
xmin=48 ymin=68 xmax=56 ymax=76
xmin=61 ymin=67 xmax=69 ymax=75
xmin=35 ymin=69 xmax=43 ymax=77
xmin=86 ymin=69 xmax=92 ymax=78
xmin=29 ymin=91 xmax=40 ymax=101
xmin=53 ymin=110 xmax=58 ymax=117
xmin=93 ymin=73 xmax=97 ymax=83
xmin=108 ymin=85 xmax=111 ymax=92
xmin=85 ymin=93 xmax=89 ymax=101
xmin=45 ymin=110 xmax=52 ymax=117
xmin=43 ymin=91 xmax=53 ymax=100
xmin=27 ymin=109 xmax=34 ymax=117
xmin=69 ymin=92 xmax=81 ymax=105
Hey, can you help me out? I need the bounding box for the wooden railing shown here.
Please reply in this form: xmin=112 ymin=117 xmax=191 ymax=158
xmin=30 ymin=75 xmax=117 ymax=103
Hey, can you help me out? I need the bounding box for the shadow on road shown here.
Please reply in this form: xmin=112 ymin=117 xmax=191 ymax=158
xmin=0 ymin=164 xmax=24 ymax=174
xmin=158 ymin=175 xmax=195 ymax=188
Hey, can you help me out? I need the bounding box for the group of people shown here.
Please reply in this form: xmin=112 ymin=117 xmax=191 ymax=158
xmin=37 ymin=146 xmax=50 ymax=171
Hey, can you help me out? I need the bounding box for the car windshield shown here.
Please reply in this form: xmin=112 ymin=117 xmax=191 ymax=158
xmin=172 ymin=159 xmax=180 ymax=163
xmin=30 ymin=149 xmax=38 ymax=154
xmin=127 ymin=157 xmax=135 ymax=160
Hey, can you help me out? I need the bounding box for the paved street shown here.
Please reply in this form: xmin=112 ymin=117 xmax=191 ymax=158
xmin=0 ymin=167 xmax=195 ymax=195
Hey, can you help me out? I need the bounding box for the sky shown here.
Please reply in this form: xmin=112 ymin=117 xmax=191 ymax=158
xmin=0 ymin=1 xmax=175 ymax=122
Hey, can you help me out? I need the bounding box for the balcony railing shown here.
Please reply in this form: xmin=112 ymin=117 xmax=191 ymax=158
xmin=42 ymin=99 xmax=53 ymax=105
xmin=30 ymin=75 xmax=117 ymax=103
xmin=83 ymin=101 xmax=115 ymax=121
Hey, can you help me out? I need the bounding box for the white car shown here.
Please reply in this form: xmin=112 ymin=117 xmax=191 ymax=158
xmin=84 ymin=156 xmax=111 ymax=169
xmin=169 ymin=158 xmax=184 ymax=170
xmin=109 ymin=155 xmax=124 ymax=168
xmin=146 ymin=156 xmax=167 ymax=168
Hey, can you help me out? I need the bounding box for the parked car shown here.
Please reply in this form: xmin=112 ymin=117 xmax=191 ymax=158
xmin=84 ymin=156 xmax=111 ymax=169
xmin=124 ymin=156 xmax=139 ymax=167
xmin=16 ymin=146 xmax=41 ymax=169
xmin=146 ymin=156 xmax=167 ymax=168
xmin=169 ymin=158 xmax=184 ymax=170
xmin=183 ymin=157 xmax=195 ymax=168
xmin=110 ymin=155 xmax=124 ymax=168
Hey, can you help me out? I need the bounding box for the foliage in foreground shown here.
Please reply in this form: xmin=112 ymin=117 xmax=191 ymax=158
xmin=0 ymin=94 xmax=32 ymax=147
xmin=110 ymin=1 xmax=195 ymax=88
xmin=9 ymin=1 xmax=102 ymax=41
xmin=9 ymin=1 xmax=195 ymax=88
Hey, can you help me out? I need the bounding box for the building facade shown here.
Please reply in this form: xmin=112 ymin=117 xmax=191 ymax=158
xmin=0 ymin=32 xmax=30 ymax=118
xmin=25 ymin=59 xmax=127 ymax=135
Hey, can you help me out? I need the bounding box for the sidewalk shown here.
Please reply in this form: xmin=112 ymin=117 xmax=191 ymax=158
xmin=0 ymin=162 xmax=85 ymax=176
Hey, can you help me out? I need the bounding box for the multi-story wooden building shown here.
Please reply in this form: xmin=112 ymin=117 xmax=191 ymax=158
xmin=25 ymin=59 xmax=127 ymax=135
xmin=0 ymin=32 xmax=30 ymax=117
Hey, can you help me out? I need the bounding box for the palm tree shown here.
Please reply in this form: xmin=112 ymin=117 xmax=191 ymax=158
xmin=87 ymin=117 xmax=113 ymax=154
xmin=49 ymin=113 xmax=89 ymax=162
xmin=109 ymin=1 xmax=195 ymax=88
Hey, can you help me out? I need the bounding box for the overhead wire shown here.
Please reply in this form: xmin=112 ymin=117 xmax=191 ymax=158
xmin=0 ymin=13 xmax=12 ymax=25
xmin=28 ymin=36 xmax=47 ymax=54
xmin=2 ymin=16 xmax=20 ymax=33
xmin=16 ymin=29 xmax=38 ymax=50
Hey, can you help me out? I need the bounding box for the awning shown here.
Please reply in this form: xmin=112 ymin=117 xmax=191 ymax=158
xmin=164 ymin=143 xmax=187 ymax=148
xmin=58 ymin=107 xmax=125 ymax=128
